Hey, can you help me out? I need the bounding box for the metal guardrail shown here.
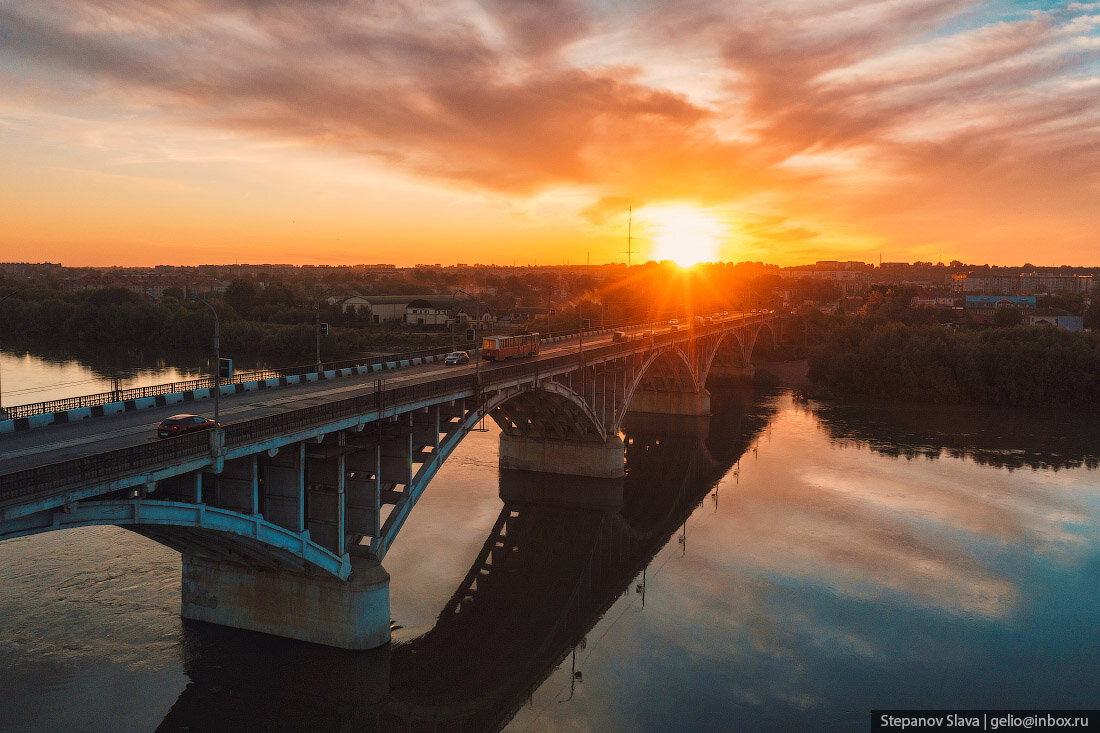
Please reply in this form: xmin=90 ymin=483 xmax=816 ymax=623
xmin=2 ymin=345 xmax=459 ymax=421
xmin=0 ymin=431 xmax=210 ymax=502
xmin=0 ymin=315 xmax=774 ymax=503
xmin=0 ymin=318 xmax=674 ymax=421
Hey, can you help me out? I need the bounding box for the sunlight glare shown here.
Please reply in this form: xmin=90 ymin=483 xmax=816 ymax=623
xmin=645 ymin=205 xmax=725 ymax=267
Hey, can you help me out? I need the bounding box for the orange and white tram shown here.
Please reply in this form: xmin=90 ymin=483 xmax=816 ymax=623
xmin=481 ymin=333 xmax=540 ymax=362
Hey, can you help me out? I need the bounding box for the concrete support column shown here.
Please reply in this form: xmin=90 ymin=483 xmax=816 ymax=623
xmin=346 ymin=445 xmax=381 ymax=539
xmin=262 ymin=442 xmax=304 ymax=532
xmin=628 ymin=388 xmax=711 ymax=416
xmin=211 ymin=456 xmax=258 ymax=513
xmin=707 ymin=363 xmax=755 ymax=385
xmin=181 ymin=554 xmax=391 ymax=650
xmin=498 ymin=433 xmax=625 ymax=479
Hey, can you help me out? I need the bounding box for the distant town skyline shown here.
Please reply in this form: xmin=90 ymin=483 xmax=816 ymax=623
xmin=2 ymin=1 xmax=1098 ymax=268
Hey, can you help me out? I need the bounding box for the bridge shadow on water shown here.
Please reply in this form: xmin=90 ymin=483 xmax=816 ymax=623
xmin=157 ymin=386 xmax=775 ymax=732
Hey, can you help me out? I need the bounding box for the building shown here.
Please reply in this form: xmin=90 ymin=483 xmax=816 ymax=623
xmin=1028 ymin=309 xmax=1084 ymax=331
xmin=454 ymin=307 xmax=496 ymax=327
xmin=780 ymin=261 xmax=873 ymax=283
xmin=964 ymin=295 xmax=1037 ymax=323
xmin=952 ymin=273 xmax=1093 ymax=295
xmin=334 ymin=296 xmax=371 ymax=315
xmin=355 ymin=295 xmax=455 ymax=326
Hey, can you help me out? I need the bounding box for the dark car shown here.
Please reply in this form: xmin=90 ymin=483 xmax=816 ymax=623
xmin=444 ymin=351 xmax=471 ymax=365
xmin=157 ymin=414 xmax=217 ymax=439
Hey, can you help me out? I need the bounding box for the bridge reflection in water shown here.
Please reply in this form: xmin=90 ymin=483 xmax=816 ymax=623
xmin=156 ymin=387 xmax=772 ymax=732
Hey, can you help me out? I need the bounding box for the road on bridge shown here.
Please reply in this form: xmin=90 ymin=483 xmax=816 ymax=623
xmin=0 ymin=314 xmax=758 ymax=477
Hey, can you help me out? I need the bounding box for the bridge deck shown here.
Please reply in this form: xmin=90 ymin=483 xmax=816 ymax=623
xmin=0 ymin=314 xmax=777 ymax=510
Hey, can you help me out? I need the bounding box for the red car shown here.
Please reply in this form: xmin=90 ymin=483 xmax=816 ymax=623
xmin=157 ymin=414 xmax=217 ymax=439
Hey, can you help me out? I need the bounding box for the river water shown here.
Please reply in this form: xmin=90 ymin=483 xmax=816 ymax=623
xmin=2 ymin=352 xmax=1100 ymax=731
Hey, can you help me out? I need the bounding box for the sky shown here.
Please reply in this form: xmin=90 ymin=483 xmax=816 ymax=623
xmin=1 ymin=0 xmax=1098 ymax=267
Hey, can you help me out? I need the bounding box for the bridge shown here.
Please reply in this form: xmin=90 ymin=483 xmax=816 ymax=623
xmin=0 ymin=313 xmax=781 ymax=649
xmin=157 ymin=397 xmax=772 ymax=730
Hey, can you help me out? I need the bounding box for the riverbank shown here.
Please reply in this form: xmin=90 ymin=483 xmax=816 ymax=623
xmin=752 ymin=359 xmax=809 ymax=388
xmin=806 ymin=320 xmax=1100 ymax=407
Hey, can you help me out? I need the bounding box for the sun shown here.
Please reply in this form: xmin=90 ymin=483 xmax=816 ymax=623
xmin=644 ymin=205 xmax=725 ymax=267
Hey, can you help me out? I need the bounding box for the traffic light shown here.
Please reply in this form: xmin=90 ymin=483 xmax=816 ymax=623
xmin=319 ymin=322 xmax=329 ymax=336
xmin=218 ymin=358 xmax=233 ymax=379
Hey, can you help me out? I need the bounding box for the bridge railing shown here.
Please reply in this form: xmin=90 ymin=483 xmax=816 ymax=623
xmin=1 ymin=315 xmax=777 ymax=504
xmin=222 ymin=372 xmax=478 ymax=447
xmin=1 ymin=345 xmax=459 ymax=421
xmin=0 ymin=430 xmax=210 ymax=502
xmin=3 ymin=315 xmax=767 ymax=421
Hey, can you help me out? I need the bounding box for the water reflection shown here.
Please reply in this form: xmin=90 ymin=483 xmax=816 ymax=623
xmin=0 ymin=345 xmax=271 ymax=406
xmin=158 ymin=388 xmax=772 ymax=732
xmin=6 ymin=388 xmax=1100 ymax=730
xmin=811 ymin=400 xmax=1100 ymax=471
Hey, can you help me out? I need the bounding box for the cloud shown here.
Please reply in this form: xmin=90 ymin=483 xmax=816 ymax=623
xmin=2 ymin=0 xmax=1098 ymax=260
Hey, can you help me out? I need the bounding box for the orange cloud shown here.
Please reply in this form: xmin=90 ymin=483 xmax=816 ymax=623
xmin=1 ymin=0 xmax=1098 ymax=264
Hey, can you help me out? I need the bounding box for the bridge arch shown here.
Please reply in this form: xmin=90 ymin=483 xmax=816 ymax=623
xmin=699 ymin=320 xmax=778 ymax=386
xmin=487 ymin=380 xmax=607 ymax=442
xmin=0 ymin=499 xmax=351 ymax=578
xmin=611 ymin=344 xmax=709 ymax=433
xmin=369 ymin=380 xmax=612 ymax=560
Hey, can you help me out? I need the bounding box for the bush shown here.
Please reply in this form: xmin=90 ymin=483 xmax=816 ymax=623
xmin=808 ymin=320 xmax=1100 ymax=406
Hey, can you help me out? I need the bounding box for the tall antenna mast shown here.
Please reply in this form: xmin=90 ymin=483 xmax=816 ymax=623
xmin=624 ymin=207 xmax=634 ymax=268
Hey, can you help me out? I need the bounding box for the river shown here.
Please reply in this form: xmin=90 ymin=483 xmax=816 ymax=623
xmin=2 ymin=351 xmax=1100 ymax=731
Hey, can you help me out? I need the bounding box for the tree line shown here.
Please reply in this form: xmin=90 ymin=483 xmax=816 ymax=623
xmin=805 ymin=289 xmax=1100 ymax=406
xmin=0 ymin=287 xmax=445 ymax=365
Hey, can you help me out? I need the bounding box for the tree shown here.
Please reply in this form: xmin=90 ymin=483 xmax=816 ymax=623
xmin=1085 ymin=291 xmax=1100 ymax=330
xmin=992 ymin=306 xmax=1023 ymax=327
xmin=225 ymin=278 xmax=258 ymax=318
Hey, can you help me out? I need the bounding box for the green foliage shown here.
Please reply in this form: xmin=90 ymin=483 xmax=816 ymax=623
xmin=1084 ymin=290 xmax=1100 ymax=330
xmin=992 ymin=306 xmax=1022 ymax=327
xmin=0 ymin=287 xmax=448 ymax=365
xmin=808 ymin=320 xmax=1100 ymax=406
xmin=224 ymin=278 xmax=259 ymax=317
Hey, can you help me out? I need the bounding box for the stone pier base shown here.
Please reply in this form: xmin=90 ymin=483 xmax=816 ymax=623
xmin=627 ymin=388 xmax=711 ymax=416
xmin=498 ymin=434 xmax=625 ymax=478
xmin=620 ymin=411 xmax=711 ymax=438
xmin=181 ymin=554 xmax=390 ymax=650
xmin=707 ymin=364 xmax=755 ymax=385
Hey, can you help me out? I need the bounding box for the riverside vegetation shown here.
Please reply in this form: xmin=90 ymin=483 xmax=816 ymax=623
xmin=0 ymin=285 xmax=449 ymax=366
xmin=803 ymin=287 xmax=1100 ymax=407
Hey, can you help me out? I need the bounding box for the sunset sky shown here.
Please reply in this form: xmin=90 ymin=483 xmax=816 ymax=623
xmin=1 ymin=1 xmax=1098 ymax=267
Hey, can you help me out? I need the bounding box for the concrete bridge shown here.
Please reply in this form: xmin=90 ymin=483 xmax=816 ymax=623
xmin=156 ymin=403 xmax=771 ymax=730
xmin=0 ymin=313 xmax=781 ymax=649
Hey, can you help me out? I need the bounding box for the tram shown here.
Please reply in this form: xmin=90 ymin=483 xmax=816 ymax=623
xmin=481 ymin=333 xmax=540 ymax=362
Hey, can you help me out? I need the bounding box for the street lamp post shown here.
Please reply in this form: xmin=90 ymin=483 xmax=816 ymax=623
xmin=313 ymin=287 xmax=335 ymax=373
xmin=0 ymin=292 xmax=13 ymax=418
xmin=454 ymin=289 xmax=482 ymax=381
xmin=578 ymin=305 xmax=584 ymax=357
xmin=192 ymin=295 xmax=221 ymax=428
xmin=315 ymin=305 xmax=323 ymax=373
xmin=451 ymin=289 xmax=465 ymax=352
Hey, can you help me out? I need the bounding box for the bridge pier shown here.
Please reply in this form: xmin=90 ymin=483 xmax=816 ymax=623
xmin=181 ymin=554 xmax=391 ymax=650
xmin=706 ymin=364 xmax=755 ymax=385
xmin=498 ymin=434 xmax=625 ymax=479
xmin=627 ymin=388 xmax=711 ymax=416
